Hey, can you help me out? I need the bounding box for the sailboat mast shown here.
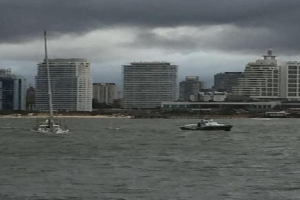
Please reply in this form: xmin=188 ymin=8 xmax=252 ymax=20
xmin=44 ymin=31 xmax=54 ymax=130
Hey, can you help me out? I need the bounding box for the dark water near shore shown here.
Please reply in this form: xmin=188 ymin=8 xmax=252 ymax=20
xmin=1 ymin=118 xmax=300 ymax=200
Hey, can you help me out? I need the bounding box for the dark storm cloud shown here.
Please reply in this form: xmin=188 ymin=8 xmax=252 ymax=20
xmin=1 ymin=0 xmax=300 ymax=53
xmin=0 ymin=0 xmax=299 ymax=38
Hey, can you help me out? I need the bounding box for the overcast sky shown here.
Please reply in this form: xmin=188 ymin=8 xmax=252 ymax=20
xmin=1 ymin=0 xmax=300 ymax=87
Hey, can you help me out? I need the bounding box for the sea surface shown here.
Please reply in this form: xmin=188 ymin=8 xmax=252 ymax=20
xmin=1 ymin=118 xmax=300 ymax=200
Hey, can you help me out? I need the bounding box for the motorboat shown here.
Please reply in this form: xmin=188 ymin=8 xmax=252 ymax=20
xmin=180 ymin=119 xmax=232 ymax=131
xmin=31 ymin=31 xmax=69 ymax=134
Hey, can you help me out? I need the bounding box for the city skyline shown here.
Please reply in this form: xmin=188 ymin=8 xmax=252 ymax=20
xmin=1 ymin=1 xmax=300 ymax=87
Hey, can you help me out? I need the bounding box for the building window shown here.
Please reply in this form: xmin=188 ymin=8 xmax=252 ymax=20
xmin=288 ymin=75 xmax=297 ymax=78
xmin=289 ymin=70 xmax=297 ymax=74
xmin=288 ymin=79 xmax=297 ymax=83
xmin=289 ymin=84 xmax=297 ymax=87
xmin=289 ymin=88 xmax=297 ymax=92
xmin=289 ymin=66 xmax=297 ymax=70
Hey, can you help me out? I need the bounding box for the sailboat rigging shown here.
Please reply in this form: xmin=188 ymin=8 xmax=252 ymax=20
xmin=32 ymin=31 xmax=69 ymax=134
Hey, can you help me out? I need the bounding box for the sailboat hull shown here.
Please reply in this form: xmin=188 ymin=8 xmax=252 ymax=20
xmin=32 ymin=118 xmax=69 ymax=134
xmin=31 ymin=127 xmax=69 ymax=134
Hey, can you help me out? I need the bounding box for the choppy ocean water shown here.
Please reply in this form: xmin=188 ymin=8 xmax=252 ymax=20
xmin=1 ymin=118 xmax=300 ymax=200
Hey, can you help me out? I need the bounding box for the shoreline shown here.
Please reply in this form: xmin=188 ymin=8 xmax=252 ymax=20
xmin=0 ymin=115 xmax=132 ymax=119
xmin=1 ymin=113 xmax=295 ymax=119
xmin=0 ymin=115 xmax=258 ymax=119
xmin=0 ymin=115 xmax=295 ymax=119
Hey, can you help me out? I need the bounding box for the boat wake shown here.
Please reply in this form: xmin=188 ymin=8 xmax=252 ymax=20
xmin=251 ymin=118 xmax=278 ymax=120
xmin=107 ymin=127 xmax=121 ymax=130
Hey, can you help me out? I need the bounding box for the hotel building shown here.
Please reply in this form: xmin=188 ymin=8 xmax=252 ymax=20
xmin=93 ymin=83 xmax=118 ymax=104
xmin=281 ymin=61 xmax=300 ymax=100
xmin=122 ymin=62 xmax=178 ymax=109
xmin=35 ymin=59 xmax=92 ymax=112
xmin=0 ymin=69 xmax=27 ymax=110
xmin=214 ymin=72 xmax=243 ymax=92
xmin=179 ymin=76 xmax=204 ymax=101
xmin=232 ymin=50 xmax=281 ymax=99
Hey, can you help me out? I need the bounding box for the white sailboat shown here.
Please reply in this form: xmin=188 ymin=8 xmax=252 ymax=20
xmin=32 ymin=31 xmax=69 ymax=134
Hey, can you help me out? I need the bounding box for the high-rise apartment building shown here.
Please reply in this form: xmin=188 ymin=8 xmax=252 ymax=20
xmin=0 ymin=82 xmax=2 ymax=110
xmin=232 ymin=50 xmax=281 ymax=99
xmin=214 ymin=72 xmax=243 ymax=92
xmin=179 ymin=76 xmax=204 ymax=101
xmin=35 ymin=58 xmax=92 ymax=112
xmin=0 ymin=69 xmax=27 ymax=110
xmin=122 ymin=62 xmax=178 ymax=109
xmin=26 ymin=86 xmax=36 ymax=110
xmin=281 ymin=61 xmax=300 ymax=100
xmin=93 ymin=83 xmax=118 ymax=104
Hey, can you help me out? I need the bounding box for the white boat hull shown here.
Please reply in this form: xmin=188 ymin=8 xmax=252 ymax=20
xmin=180 ymin=120 xmax=233 ymax=131
xmin=32 ymin=119 xmax=69 ymax=134
xmin=31 ymin=128 xmax=69 ymax=134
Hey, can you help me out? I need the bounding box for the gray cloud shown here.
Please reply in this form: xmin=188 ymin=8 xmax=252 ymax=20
xmin=129 ymin=23 xmax=300 ymax=55
xmin=1 ymin=0 xmax=300 ymax=51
